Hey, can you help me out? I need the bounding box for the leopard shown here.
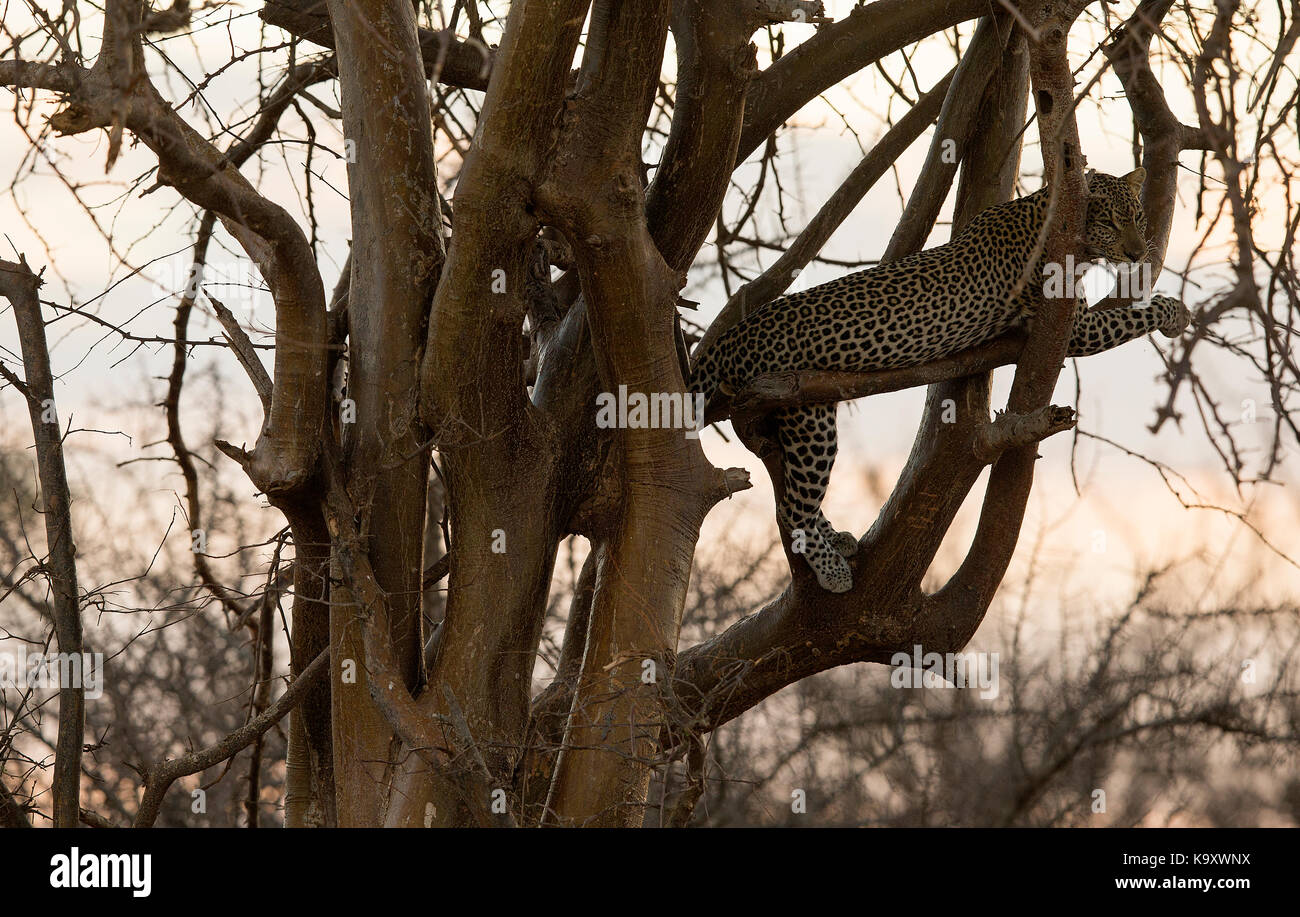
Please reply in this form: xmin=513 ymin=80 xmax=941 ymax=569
xmin=689 ymin=168 xmax=1192 ymax=594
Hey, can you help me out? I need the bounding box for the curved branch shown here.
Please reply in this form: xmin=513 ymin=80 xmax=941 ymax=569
xmin=133 ymin=649 xmax=329 ymax=827
xmin=646 ymin=0 xmax=763 ymax=272
xmin=162 ymin=216 xmax=264 ymax=624
xmin=40 ymin=5 xmax=328 ymax=495
xmin=737 ymin=0 xmax=990 ymax=160
xmin=420 ymin=0 xmax=589 ymax=438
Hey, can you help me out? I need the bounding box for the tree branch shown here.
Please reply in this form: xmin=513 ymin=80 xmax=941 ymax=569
xmin=133 ymin=649 xmax=329 ymax=827
xmin=928 ymin=0 xmax=1088 ymax=619
xmin=694 ymin=66 xmax=957 ymax=360
xmin=0 ymin=60 xmax=82 ymax=92
xmin=43 ymin=5 xmax=328 ymax=496
xmin=738 ymin=0 xmax=990 ymax=161
xmin=883 ymin=15 xmax=1009 ymax=260
xmin=0 ymin=256 xmax=84 ymax=829
xmin=972 ymin=404 xmax=1077 ymax=462
xmin=206 ymin=293 xmax=273 ymax=410
xmin=1095 ymin=0 xmax=1209 ymax=309
xmin=717 ymin=333 xmax=1024 ymax=426
xmin=420 ymin=0 xmax=588 ymax=437
xmin=259 ymin=0 xmax=493 ymax=91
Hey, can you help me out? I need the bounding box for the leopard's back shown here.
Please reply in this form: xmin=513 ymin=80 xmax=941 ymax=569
xmin=691 ymin=191 xmax=1048 ymax=404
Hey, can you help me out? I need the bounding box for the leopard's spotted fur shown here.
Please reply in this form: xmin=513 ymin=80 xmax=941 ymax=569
xmin=690 ymin=169 xmax=1191 ymax=593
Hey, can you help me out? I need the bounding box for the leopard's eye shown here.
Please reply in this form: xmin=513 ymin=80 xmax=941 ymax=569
xmin=1088 ymin=202 xmax=1118 ymax=228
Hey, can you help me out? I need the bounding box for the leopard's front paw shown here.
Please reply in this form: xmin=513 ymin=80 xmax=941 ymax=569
xmin=812 ymin=554 xmax=854 ymax=594
xmin=1151 ymin=294 xmax=1191 ymax=338
xmin=827 ymin=530 xmax=859 ymax=557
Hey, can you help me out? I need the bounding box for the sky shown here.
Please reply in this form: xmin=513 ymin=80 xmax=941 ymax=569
xmin=0 ymin=0 xmax=1296 ymax=627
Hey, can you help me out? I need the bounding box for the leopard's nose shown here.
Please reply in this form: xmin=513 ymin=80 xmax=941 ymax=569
xmin=1123 ymin=243 xmax=1145 ymax=261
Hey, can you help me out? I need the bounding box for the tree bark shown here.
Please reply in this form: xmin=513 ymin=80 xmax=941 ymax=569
xmin=534 ymin=0 xmax=754 ymax=827
xmin=323 ymin=0 xmax=444 ymax=826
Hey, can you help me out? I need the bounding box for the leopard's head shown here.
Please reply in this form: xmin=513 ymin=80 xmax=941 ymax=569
xmin=1085 ymin=168 xmax=1150 ymax=264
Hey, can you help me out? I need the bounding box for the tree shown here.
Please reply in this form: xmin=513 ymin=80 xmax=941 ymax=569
xmin=0 ymin=0 xmax=1294 ymax=827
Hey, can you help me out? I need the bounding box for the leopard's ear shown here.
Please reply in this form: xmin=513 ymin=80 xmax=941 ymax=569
xmin=1084 ymin=168 xmax=1098 ymax=187
xmin=1123 ymin=167 xmax=1146 ymax=190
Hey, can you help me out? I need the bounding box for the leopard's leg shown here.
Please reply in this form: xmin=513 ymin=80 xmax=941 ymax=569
xmin=804 ymin=407 xmax=857 ymax=556
xmin=818 ymin=514 xmax=859 ymax=557
xmin=804 ymin=407 xmax=857 ymax=557
xmin=1066 ymin=294 xmax=1191 ymax=357
xmin=775 ymin=404 xmax=853 ymax=593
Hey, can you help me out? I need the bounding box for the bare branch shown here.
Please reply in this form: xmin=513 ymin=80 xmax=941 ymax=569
xmin=972 ymin=404 xmax=1077 ymax=462
xmin=205 ymin=292 xmax=273 ymax=410
xmin=0 ymin=256 xmax=84 ymax=828
xmin=0 ymin=777 xmax=33 ymax=828
xmin=260 ymin=0 xmax=494 ymax=91
xmin=133 ymin=649 xmax=330 ymax=828
xmin=0 ymin=60 xmax=82 ymax=92
xmin=751 ymin=1 xmax=830 ymax=26
xmin=696 ymin=67 xmax=956 ymax=358
xmin=40 ymin=10 xmax=328 ymax=495
xmin=716 ymin=333 xmax=1023 ymax=426
xmin=738 ymin=0 xmax=990 ymax=160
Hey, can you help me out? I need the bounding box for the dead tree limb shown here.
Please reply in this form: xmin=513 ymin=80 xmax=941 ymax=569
xmin=0 ymin=256 xmax=84 ymax=829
